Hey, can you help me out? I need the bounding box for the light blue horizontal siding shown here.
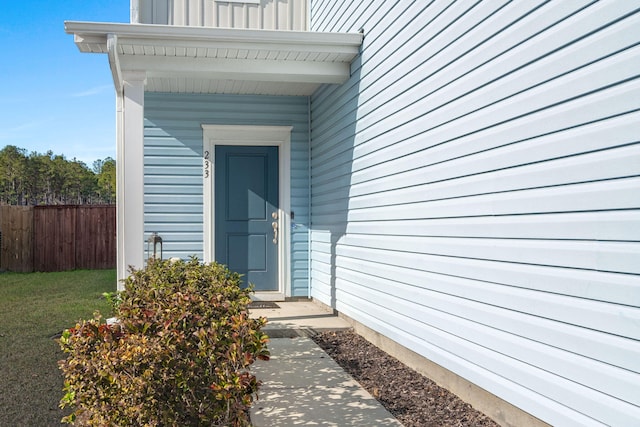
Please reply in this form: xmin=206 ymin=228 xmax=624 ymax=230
xmin=144 ymin=93 xmax=310 ymax=296
xmin=310 ymin=1 xmax=640 ymax=426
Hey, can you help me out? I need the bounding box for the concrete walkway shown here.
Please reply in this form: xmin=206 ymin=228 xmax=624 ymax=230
xmin=249 ymin=301 xmax=402 ymax=426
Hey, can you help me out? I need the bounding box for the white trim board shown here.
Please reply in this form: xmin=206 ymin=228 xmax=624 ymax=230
xmin=202 ymin=125 xmax=292 ymax=300
xmin=64 ymin=21 xmax=362 ymax=96
xmin=116 ymin=73 xmax=146 ymax=289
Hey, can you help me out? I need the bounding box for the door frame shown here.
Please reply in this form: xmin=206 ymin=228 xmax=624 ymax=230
xmin=202 ymin=125 xmax=292 ymax=300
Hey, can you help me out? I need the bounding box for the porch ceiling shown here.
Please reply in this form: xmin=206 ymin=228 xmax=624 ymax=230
xmin=64 ymin=22 xmax=363 ymax=96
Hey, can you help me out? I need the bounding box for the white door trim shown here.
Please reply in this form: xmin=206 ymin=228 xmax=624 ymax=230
xmin=202 ymin=125 xmax=292 ymax=300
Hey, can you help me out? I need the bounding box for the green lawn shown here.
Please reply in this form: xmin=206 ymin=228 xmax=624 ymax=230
xmin=0 ymin=269 xmax=116 ymax=426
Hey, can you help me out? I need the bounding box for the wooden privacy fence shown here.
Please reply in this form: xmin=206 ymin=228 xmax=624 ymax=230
xmin=0 ymin=205 xmax=115 ymax=273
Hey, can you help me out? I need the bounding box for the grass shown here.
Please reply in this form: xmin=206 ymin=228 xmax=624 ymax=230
xmin=0 ymin=269 xmax=116 ymax=426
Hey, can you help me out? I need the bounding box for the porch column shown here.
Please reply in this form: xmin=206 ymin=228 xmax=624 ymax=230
xmin=116 ymin=71 xmax=146 ymax=289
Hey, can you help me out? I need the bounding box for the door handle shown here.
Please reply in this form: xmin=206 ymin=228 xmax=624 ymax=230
xmin=272 ymin=221 xmax=278 ymax=244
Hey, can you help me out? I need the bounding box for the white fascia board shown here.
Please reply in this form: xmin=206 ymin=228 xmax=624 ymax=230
xmin=64 ymin=21 xmax=363 ymax=51
xmin=64 ymin=21 xmax=362 ymax=91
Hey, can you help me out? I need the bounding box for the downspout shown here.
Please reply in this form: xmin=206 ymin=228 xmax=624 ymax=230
xmin=307 ymin=95 xmax=312 ymax=298
xmin=306 ymin=0 xmax=313 ymax=298
xmin=107 ymin=34 xmax=123 ymax=95
xmin=115 ymin=89 xmax=125 ymax=287
xmin=108 ymin=33 xmax=126 ymax=287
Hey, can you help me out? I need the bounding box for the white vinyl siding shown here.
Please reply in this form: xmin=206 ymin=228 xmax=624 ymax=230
xmin=309 ymin=1 xmax=640 ymax=426
xmin=136 ymin=0 xmax=308 ymax=30
xmin=144 ymin=93 xmax=310 ymax=296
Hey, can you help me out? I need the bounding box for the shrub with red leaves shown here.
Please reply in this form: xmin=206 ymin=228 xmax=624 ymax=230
xmin=58 ymin=258 xmax=269 ymax=426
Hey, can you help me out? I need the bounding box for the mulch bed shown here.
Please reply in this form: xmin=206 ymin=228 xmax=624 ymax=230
xmin=311 ymin=331 xmax=500 ymax=427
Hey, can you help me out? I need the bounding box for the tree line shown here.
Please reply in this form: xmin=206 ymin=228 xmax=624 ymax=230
xmin=0 ymin=145 xmax=116 ymax=205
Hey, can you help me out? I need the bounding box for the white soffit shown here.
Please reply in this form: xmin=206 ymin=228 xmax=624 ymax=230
xmin=64 ymin=22 xmax=363 ymax=96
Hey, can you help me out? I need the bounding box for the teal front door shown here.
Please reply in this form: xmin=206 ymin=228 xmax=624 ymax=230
xmin=215 ymin=145 xmax=279 ymax=291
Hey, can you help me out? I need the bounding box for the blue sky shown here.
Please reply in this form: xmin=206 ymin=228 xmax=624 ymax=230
xmin=0 ymin=1 xmax=130 ymax=167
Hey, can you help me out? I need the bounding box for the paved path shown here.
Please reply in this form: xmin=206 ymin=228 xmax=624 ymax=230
xmin=250 ymin=337 xmax=402 ymax=426
xmin=249 ymin=301 xmax=402 ymax=426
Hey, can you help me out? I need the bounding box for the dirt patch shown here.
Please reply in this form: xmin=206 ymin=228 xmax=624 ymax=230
xmin=312 ymin=331 xmax=500 ymax=427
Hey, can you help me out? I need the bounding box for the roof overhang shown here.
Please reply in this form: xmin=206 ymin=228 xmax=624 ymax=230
xmin=64 ymin=22 xmax=363 ymax=96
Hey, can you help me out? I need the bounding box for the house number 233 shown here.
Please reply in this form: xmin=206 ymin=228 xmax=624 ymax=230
xmin=203 ymin=151 xmax=210 ymax=178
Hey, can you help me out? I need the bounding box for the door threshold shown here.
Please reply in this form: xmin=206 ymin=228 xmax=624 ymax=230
xmin=253 ymin=292 xmax=285 ymax=302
